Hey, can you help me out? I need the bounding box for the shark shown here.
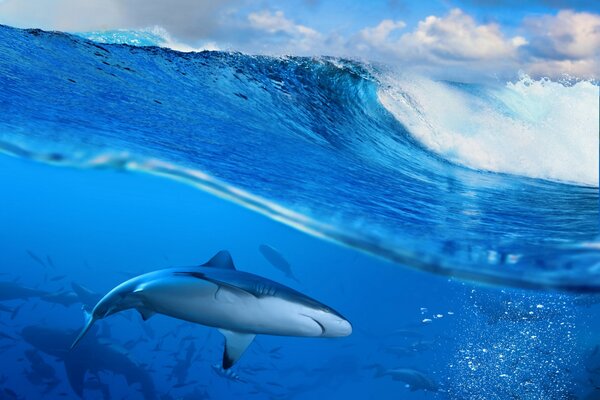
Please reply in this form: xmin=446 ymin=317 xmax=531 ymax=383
xmin=72 ymin=250 xmax=351 ymax=369
xmin=0 ymin=281 xmax=47 ymax=301
xmin=22 ymin=325 xmax=156 ymax=399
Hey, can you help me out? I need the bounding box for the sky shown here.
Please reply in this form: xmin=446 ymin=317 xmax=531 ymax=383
xmin=0 ymin=0 xmax=598 ymax=80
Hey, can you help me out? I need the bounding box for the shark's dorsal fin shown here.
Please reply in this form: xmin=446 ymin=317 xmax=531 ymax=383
xmin=202 ymin=251 xmax=236 ymax=270
xmin=218 ymin=329 xmax=255 ymax=369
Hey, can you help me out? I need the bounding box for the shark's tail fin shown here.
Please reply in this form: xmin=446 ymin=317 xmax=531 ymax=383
xmin=70 ymin=310 xmax=96 ymax=350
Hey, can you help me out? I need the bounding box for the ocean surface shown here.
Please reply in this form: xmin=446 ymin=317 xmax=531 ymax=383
xmin=0 ymin=24 xmax=598 ymax=399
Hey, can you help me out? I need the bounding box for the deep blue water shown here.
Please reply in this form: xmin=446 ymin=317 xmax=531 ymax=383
xmin=0 ymin=24 xmax=599 ymax=399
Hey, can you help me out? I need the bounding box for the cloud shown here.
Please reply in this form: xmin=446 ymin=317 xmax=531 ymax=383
xmin=400 ymin=9 xmax=526 ymax=61
xmin=523 ymin=10 xmax=600 ymax=60
xmin=517 ymin=10 xmax=600 ymax=78
xmin=347 ymin=8 xmax=527 ymax=78
xmin=349 ymin=8 xmax=598 ymax=79
xmin=352 ymin=9 xmax=526 ymax=63
xmin=246 ymin=10 xmax=322 ymax=53
xmin=358 ymin=19 xmax=406 ymax=47
xmin=0 ymin=0 xmax=238 ymax=41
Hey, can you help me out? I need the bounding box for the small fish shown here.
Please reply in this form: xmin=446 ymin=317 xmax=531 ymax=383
xmin=0 ymin=331 xmax=16 ymax=341
xmin=172 ymin=381 xmax=195 ymax=388
xmin=0 ymin=304 xmax=13 ymax=314
xmin=211 ymin=364 xmax=246 ymax=383
xmin=46 ymin=255 xmax=56 ymax=269
xmin=11 ymin=304 xmax=23 ymax=320
xmin=258 ymin=244 xmax=299 ymax=282
xmin=26 ymin=250 xmax=47 ymax=268
xmin=269 ymin=346 xmax=282 ymax=354
xmin=3 ymin=388 xmax=19 ymax=399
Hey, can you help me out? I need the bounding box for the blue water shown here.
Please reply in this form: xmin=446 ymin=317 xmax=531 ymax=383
xmin=0 ymin=24 xmax=599 ymax=399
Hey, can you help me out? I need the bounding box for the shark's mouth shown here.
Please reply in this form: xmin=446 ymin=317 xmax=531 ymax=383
xmin=301 ymin=314 xmax=326 ymax=335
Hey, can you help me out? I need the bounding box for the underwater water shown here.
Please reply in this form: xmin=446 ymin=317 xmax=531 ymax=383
xmin=0 ymin=24 xmax=598 ymax=399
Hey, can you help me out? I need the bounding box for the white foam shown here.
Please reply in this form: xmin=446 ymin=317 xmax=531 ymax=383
xmin=378 ymin=73 xmax=599 ymax=186
xmin=77 ymin=26 xmax=219 ymax=52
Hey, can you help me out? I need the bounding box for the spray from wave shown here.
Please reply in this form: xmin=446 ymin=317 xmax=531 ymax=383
xmin=377 ymin=73 xmax=599 ymax=186
xmin=77 ymin=26 xmax=220 ymax=52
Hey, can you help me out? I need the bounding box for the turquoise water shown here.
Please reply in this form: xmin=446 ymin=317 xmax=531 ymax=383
xmin=0 ymin=24 xmax=598 ymax=399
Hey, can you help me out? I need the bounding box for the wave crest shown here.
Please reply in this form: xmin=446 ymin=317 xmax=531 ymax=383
xmin=378 ymin=73 xmax=599 ymax=186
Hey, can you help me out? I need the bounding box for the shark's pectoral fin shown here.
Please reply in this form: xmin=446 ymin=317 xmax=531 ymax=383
xmin=64 ymin=356 xmax=87 ymax=397
xmin=218 ymin=329 xmax=255 ymax=369
xmin=137 ymin=307 xmax=156 ymax=321
xmin=214 ymin=285 xmax=254 ymax=303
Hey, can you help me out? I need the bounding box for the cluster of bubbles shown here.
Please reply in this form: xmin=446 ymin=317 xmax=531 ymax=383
xmin=445 ymin=288 xmax=579 ymax=400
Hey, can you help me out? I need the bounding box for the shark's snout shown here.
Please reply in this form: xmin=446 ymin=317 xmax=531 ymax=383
xmin=324 ymin=316 xmax=352 ymax=337
xmin=309 ymin=310 xmax=352 ymax=338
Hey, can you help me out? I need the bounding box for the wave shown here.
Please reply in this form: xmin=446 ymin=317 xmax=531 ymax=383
xmin=76 ymin=27 xmax=219 ymax=52
xmin=0 ymin=24 xmax=598 ymax=291
xmin=377 ymin=73 xmax=599 ymax=186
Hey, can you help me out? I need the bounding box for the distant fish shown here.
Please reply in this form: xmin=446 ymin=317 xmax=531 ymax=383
xmin=385 ymin=345 xmax=417 ymax=358
xmin=388 ymin=329 xmax=424 ymax=339
xmin=22 ymin=325 xmax=156 ymax=399
xmin=70 ymin=282 xmax=103 ymax=312
xmin=140 ymin=319 xmax=155 ymax=339
xmin=172 ymin=382 xmax=195 ymax=388
xmin=49 ymin=275 xmax=66 ymax=282
xmin=0 ymin=304 xmax=12 ymax=313
xmin=211 ymin=364 xmax=246 ymax=383
xmin=258 ymin=244 xmax=299 ymax=282
xmin=0 ymin=331 xmax=16 ymax=341
xmin=45 ymin=255 xmax=55 ymax=269
xmin=572 ymin=294 xmax=600 ymax=308
xmin=2 ymin=388 xmax=19 ymax=400
xmin=170 ymin=341 xmax=196 ymax=385
xmin=0 ymin=281 xmax=47 ymax=301
xmin=10 ymin=304 xmax=23 ymax=320
xmin=40 ymin=291 xmax=79 ymax=307
xmin=26 ymin=250 xmax=47 ymax=268
xmin=372 ymin=366 xmax=439 ymax=392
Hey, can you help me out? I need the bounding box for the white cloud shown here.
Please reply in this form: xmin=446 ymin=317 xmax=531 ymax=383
xmin=403 ymin=9 xmax=526 ymax=60
xmin=348 ymin=8 xmax=599 ymax=79
xmin=524 ymin=10 xmax=600 ymax=60
xmin=358 ymin=19 xmax=405 ymax=48
xmin=520 ymin=10 xmax=600 ymax=78
xmin=247 ymin=10 xmax=322 ymax=53
xmin=0 ymin=0 xmax=238 ymax=41
xmin=352 ymin=9 xmax=526 ymax=65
